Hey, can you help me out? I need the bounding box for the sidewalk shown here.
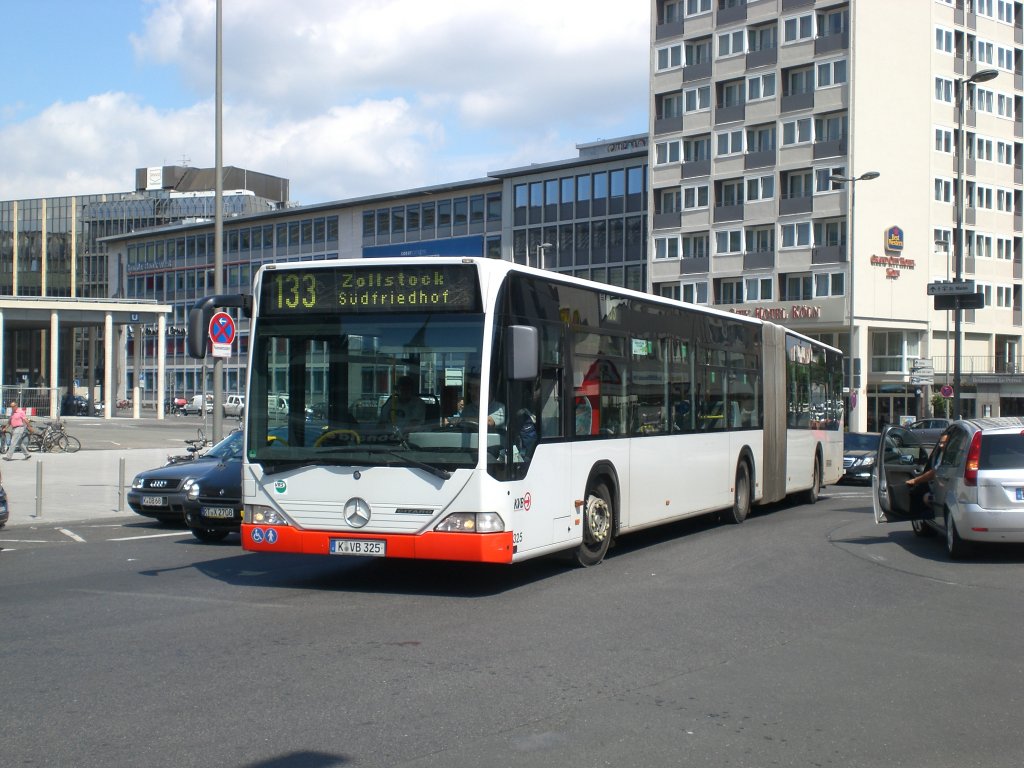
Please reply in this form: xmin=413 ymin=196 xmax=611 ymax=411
xmin=0 ymin=448 xmax=170 ymax=527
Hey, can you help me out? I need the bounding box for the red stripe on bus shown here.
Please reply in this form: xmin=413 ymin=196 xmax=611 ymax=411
xmin=242 ymin=525 xmax=514 ymax=564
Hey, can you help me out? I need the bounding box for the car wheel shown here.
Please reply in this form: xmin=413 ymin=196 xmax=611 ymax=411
xmin=721 ymin=460 xmax=751 ymax=524
xmin=945 ymin=509 xmax=971 ymax=559
xmin=911 ymin=518 xmax=936 ymax=538
xmin=191 ymin=526 xmax=230 ymax=543
xmin=574 ymin=482 xmax=613 ymax=567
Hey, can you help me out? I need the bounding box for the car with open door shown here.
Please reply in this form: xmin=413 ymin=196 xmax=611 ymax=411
xmin=873 ymin=418 xmax=1024 ymax=559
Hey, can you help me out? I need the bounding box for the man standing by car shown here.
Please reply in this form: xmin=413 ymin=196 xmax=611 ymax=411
xmin=4 ymin=402 xmax=33 ymax=460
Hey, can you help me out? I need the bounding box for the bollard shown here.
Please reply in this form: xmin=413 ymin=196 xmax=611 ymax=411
xmin=133 ymin=386 xmax=140 ymax=419
xmin=35 ymin=460 xmax=43 ymax=518
xmin=118 ymin=457 xmax=126 ymax=512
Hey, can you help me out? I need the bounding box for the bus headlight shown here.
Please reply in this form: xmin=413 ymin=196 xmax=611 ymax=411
xmin=434 ymin=512 xmax=504 ymax=533
xmin=244 ymin=504 xmax=290 ymax=526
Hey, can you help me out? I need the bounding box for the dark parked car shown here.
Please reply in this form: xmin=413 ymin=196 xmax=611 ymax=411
xmin=128 ymin=430 xmax=243 ymax=541
xmin=0 ymin=474 xmax=8 ymax=529
xmin=874 ymin=417 xmax=1024 ymax=559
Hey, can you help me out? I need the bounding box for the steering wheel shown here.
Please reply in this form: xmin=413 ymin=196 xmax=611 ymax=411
xmin=314 ymin=429 xmax=361 ymax=447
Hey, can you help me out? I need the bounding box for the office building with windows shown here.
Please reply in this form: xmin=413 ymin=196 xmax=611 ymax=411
xmin=650 ymin=0 xmax=1024 ymax=430
xmin=0 ymin=165 xmax=288 ymax=411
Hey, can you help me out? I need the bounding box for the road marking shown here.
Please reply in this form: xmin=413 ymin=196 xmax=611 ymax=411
xmin=57 ymin=528 xmax=87 ymax=543
xmin=71 ymin=589 xmax=287 ymax=608
xmin=0 ymin=538 xmax=48 ymax=543
xmin=109 ymin=531 xmax=192 ymax=541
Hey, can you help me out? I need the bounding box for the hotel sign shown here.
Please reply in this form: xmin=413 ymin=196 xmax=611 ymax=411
xmin=885 ymin=225 xmax=904 ymax=253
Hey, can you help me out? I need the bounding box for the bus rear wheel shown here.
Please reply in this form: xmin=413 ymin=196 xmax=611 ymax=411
xmin=574 ymin=482 xmax=613 ymax=567
xmin=721 ymin=461 xmax=751 ymax=525
xmin=801 ymin=455 xmax=821 ymax=505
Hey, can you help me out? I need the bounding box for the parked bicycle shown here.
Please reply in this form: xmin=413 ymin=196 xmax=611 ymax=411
xmin=26 ymin=420 xmax=82 ymax=454
xmin=166 ymin=428 xmax=211 ymax=465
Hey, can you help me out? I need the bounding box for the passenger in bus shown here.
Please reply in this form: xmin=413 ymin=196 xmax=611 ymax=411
xmin=378 ymin=376 xmax=426 ymax=430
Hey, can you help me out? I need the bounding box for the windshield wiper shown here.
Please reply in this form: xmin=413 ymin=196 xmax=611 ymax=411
xmin=385 ymin=451 xmax=451 ymax=480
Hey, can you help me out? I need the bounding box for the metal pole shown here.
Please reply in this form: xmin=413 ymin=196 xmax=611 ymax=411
xmin=213 ymin=0 xmax=224 ymax=442
xmin=953 ymin=77 xmax=965 ymax=421
xmin=118 ymin=457 xmax=126 ymax=512
xmin=34 ymin=460 xmax=42 ymax=518
xmin=848 ymin=180 xmax=857 ymax=428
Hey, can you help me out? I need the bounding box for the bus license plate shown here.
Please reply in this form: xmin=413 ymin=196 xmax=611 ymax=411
xmin=330 ymin=539 xmax=386 ymax=557
xmin=201 ymin=506 xmax=236 ymax=518
xmin=142 ymin=496 xmax=165 ymax=507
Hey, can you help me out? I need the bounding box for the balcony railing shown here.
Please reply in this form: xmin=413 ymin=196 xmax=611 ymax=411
xmin=922 ymin=355 xmax=1024 ymax=377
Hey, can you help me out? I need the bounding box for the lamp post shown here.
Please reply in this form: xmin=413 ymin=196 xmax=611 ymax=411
xmin=953 ymin=67 xmax=999 ymax=420
xmin=536 ymin=242 xmax=553 ymax=270
xmin=830 ymin=170 xmax=880 ymax=431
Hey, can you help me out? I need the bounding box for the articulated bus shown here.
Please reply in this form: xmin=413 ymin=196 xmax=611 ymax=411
xmin=188 ymin=257 xmax=843 ymax=566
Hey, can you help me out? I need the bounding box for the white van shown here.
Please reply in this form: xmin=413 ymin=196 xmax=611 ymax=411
xmin=185 ymin=394 xmax=213 ymax=416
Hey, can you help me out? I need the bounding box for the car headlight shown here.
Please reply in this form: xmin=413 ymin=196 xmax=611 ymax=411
xmin=131 ymin=476 xmax=144 ymax=489
xmin=434 ymin=512 xmax=505 ymax=533
xmin=861 ymin=456 xmax=875 ymax=468
xmin=183 ymin=477 xmax=200 ymax=500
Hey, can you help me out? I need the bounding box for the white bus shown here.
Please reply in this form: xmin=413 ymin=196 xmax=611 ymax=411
xmin=189 ymin=257 xmax=843 ymax=566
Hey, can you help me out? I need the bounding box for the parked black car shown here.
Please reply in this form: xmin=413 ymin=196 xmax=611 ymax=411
xmin=128 ymin=430 xmax=243 ymax=541
xmin=0 ymin=474 xmax=8 ymax=529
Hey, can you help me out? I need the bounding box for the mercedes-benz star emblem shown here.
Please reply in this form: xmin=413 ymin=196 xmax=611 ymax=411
xmin=343 ymin=497 xmax=371 ymax=528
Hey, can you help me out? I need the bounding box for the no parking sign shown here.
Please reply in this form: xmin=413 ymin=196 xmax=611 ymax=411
xmin=208 ymin=311 xmax=235 ymax=358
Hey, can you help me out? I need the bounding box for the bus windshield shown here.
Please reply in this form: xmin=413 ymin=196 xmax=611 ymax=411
xmin=247 ymin=311 xmax=493 ymax=474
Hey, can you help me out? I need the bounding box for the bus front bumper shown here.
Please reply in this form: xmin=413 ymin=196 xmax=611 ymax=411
xmin=241 ymin=523 xmax=514 ymax=564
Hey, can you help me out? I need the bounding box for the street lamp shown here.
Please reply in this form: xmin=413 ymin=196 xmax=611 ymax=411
xmin=536 ymin=242 xmax=553 ymax=270
xmin=830 ymin=170 xmax=880 ymax=431
xmin=953 ymin=67 xmax=999 ymax=420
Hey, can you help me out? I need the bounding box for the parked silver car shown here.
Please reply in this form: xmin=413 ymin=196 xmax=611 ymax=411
xmin=873 ymin=417 xmax=1024 ymax=558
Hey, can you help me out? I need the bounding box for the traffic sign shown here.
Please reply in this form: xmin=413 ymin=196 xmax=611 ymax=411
xmin=927 ymin=280 xmax=976 ymax=295
xmin=940 ymin=385 xmax=954 ymax=398
xmin=209 ymin=312 xmax=235 ymax=358
xmin=934 ymin=292 xmax=985 ymax=311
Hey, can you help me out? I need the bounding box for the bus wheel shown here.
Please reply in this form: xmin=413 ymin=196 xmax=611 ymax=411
xmin=721 ymin=461 xmax=751 ymax=525
xmin=802 ymin=455 xmax=821 ymax=505
xmin=575 ymin=482 xmax=613 ymax=567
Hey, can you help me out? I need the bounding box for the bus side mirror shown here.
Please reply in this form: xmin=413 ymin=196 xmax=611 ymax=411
xmin=506 ymin=325 xmax=539 ymax=381
xmin=187 ymin=304 xmax=213 ymax=359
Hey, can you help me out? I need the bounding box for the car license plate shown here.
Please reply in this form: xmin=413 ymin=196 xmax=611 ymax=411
xmin=201 ymin=506 xmax=236 ymax=519
xmin=329 ymin=538 xmax=386 ymax=557
xmin=142 ymin=496 xmax=165 ymax=507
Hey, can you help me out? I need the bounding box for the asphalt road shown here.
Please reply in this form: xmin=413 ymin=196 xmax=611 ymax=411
xmin=3 ymin=484 xmax=1024 ymax=768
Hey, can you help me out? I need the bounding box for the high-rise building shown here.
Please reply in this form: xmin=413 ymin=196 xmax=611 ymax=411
xmin=649 ymin=0 xmax=1024 ymax=430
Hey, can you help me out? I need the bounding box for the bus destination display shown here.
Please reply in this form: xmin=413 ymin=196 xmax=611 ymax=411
xmin=261 ymin=264 xmax=480 ymax=315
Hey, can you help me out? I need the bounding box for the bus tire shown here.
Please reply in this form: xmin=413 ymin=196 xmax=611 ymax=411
xmin=574 ymin=482 xmax=613 ymax=567
xmin=722 ymin=460 xmax=751 ymax=525
xmin=801 ymin=454 xmax=821 ymax=505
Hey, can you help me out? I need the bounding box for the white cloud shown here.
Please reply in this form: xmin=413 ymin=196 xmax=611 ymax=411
xmin=3 ymin=0 xmax=648 ymax=202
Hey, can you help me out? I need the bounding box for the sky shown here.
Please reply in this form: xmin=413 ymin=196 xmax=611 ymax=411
xmin=0 ymin=0 xmax=650 ymax=206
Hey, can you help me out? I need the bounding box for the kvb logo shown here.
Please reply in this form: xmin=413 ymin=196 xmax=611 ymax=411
xmin=513 ymin=491 xmax=532 ymax=511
